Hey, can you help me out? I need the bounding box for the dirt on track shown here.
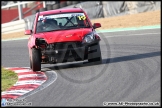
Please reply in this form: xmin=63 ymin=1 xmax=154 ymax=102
xmin=2 ymin=10 xmax=160 ymax=40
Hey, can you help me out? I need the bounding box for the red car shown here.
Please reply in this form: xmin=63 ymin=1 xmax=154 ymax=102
xmin=25 ymin=8 xmax=102 ymax=71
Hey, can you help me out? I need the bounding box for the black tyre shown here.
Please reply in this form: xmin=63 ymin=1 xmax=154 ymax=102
xmin=60 ymin=2 xmax=67 ymax=8
xmin=39 ymin=8 xmax=47 ymax=12
xmin=47 ymin=5 xmax=53 ymax=10
xmin=66 ymin=1 xmax=72 ymax=6
xmin=53 ymin=4 xmax=60 ymax=9
xmin=72 ymin=1 xmax=80 ymax=5
xmin=31 ymin=48 xmax=41 ymax=71
xmin=88 ymin=43 xmax=102 ymax=64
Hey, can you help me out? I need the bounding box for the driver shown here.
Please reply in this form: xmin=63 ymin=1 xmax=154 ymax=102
xmin=42 ymin=17 xmax=59 ymax=29
xmin=37 ymin=17 xmax=60 ymax=32
xmin=41 ymin=17 xmax=51 ymax=30
xmin=36 ymin=17 xmax=51 ymax=32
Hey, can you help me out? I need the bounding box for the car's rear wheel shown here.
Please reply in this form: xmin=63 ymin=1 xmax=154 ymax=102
xmin=31 ymin=48 xmax=41 ymax=71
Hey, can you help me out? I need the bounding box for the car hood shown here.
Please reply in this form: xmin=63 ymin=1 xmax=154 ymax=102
xmin=34 ymin=28 xmax=92 ymax=43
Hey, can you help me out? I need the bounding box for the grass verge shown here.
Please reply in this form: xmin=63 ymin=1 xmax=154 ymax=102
xmin=1 ymin=67 xmax=18 ymax=92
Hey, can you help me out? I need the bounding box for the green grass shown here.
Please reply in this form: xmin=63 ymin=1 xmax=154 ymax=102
xmin=1 ymin=67 xmax=18 ymax=92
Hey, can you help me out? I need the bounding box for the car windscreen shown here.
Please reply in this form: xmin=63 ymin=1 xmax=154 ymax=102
xmin=36 ymin=12 xmax=91 ymax=33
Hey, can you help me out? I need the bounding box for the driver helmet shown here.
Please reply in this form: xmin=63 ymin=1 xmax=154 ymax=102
xmin=42 ymin=17 xmax=48 ymax=25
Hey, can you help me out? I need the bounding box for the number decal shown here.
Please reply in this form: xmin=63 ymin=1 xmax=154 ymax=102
xmin=77 ymin=15 xmax=86 ymax=20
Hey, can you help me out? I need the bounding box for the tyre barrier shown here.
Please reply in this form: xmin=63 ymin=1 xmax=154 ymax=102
xmin=66 ymin=1 xmax=73 ymax=6
xmin=39 ymin=7 xmax=47 ymax=12
xmin=31 ymin=1 xmax=81 ymax=15
xmin=46 ymin=5 xmax=53 ymax=11
xmin=60 ymin=2 xmax=67 ymax=8
xmin=72 ymin=1 xmax=80 ymax=5
xmin=53 ymin=4 xmax=60 ymax=10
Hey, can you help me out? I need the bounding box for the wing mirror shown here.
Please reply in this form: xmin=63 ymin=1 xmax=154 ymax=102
xmin=93 ymin=23 xmax=101 ymax=29
xmin=24 ymin=30 xmax=32 ymax=35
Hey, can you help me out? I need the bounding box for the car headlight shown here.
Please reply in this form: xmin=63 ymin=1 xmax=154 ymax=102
xmin=82 ymin=33 xmax=95 ymax=44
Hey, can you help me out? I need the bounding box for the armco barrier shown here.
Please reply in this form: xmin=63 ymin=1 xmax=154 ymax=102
xmin=2 ymin=19 xmax=26 ymax=34
xmin=2 ymin=1 xmax=160 ymax=35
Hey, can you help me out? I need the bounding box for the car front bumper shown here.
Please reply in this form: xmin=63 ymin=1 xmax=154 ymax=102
xmin=42 ymin=46 xmax=86 ymax=63
xmin=41 ymin=41 xmax=100 ymax=63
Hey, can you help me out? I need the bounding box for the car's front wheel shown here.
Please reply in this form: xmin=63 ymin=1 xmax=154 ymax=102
xmin=88 ymin=43 xmax=102 ymax=64
xmin=31 ymin=48 xmax=41 ymax=71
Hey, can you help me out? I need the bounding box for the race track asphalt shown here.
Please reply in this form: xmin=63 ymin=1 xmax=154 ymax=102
xmin=1 ymin=28 xmax=161 ymax=106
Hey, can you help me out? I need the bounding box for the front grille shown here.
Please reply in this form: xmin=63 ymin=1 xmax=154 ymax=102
xmin=48 ymin=42 xmax=82 ymax=50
